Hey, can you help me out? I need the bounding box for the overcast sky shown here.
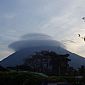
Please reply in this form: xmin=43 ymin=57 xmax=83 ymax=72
xmin=0 ymin=0 xmax=85 ymax=60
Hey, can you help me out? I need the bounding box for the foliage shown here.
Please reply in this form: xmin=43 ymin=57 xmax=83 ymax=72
xmin=24 ymin=50 xmax=70 ymax=75
xmin=0 ymin=50 xmax=85 ymax=85
xmin=0 ymin=71 xmax=85 ymax=85
xmin=0 ymin=71 xmax=47 ymax=85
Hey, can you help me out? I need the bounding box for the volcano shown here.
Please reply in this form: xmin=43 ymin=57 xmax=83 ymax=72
xmin=0 ymin=33 xmax=85 ymax=68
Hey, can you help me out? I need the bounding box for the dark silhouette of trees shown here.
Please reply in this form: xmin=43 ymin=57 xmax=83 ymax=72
xmin=78 ymin=65 xmax=85 ymax=76
xmin=24 ymin=50 xmax=70 ymax=75
xmin=0 ymin=65 xmax=8 ymax=71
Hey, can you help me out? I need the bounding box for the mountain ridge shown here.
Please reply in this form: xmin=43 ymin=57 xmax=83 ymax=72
xmin=0 ymin=46 xmax=85 ymax=68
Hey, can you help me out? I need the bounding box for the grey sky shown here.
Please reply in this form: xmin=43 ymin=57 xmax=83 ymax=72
xmin=0 ymin=0 xmax=85 ymax=60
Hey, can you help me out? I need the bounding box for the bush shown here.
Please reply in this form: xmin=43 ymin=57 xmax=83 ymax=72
xmin=0 ymin=71 xmax=47 ymax=85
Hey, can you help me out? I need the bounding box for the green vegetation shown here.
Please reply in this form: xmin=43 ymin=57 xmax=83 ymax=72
xmin=23 ymin=50 xmax=70 ymax=75
xmin=0 ymin=71 xmax=85 ymax=85
xmin=0 ymin=50 xmax=85 ymax=85
xmin=0 ymin=71 xmax=47 ymax=85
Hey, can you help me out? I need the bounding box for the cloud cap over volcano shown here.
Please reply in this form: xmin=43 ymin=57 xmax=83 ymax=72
xmin=9 ymin=33 xmax=65 ymax=51
xmin=0 ymin=33 xmax=85 ymax=68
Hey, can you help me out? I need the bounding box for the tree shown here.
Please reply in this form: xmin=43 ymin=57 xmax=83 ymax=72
xmin=0 ymin=65 xmax=8 ymax=71
xmin=78 ymin=65 xmax=85 ymax=76
xmin=24 ymin=50 xmax=70 ymax=75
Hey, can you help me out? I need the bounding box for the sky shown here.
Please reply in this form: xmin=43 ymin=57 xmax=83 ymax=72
xmin=0 ymin=0 xmax=85 ymax=60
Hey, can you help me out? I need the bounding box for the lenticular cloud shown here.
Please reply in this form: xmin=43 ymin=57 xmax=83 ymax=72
xmin=9 ymin=33 xmax=65 ymax=51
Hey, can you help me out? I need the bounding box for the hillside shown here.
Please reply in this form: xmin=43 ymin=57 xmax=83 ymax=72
xmin=0 ymin=46 xmax=85 ymax=68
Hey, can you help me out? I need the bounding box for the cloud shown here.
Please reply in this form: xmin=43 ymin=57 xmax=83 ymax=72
xmin=64 ymin=37 xmax=85 ymax=57
xmin=9 ymin=33 xmax=65 ymax=51
xmin=21 ymin=33 xmax=53 ymax=40
xmin=3 ymin=14 xmax=16 ymax=20
xmin=1 ymin=0 xmax=85 ymax=42
xmin=39 ymin=0 xmax=85 ymax=39
xmin=0 ymin=50 xmax=14 ymax=60
xmin=0 ymin=0 xmax=85 ymax=59
xmin=0 ymin=43 xmax=14 ymax=60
